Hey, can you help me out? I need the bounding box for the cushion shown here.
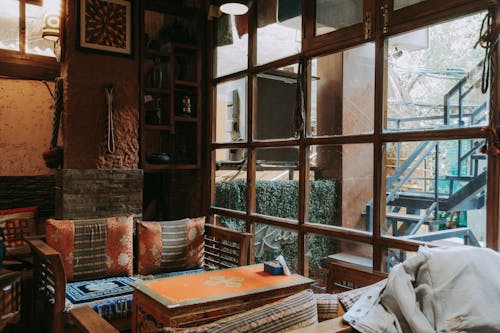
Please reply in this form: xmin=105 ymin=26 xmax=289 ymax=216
xmin=314 ymin=293 xmax=339 ymax=321
xmin=337 ymin=279 xmax=387 ymax=311
xmin=0 ymin=206 xmax=37 ymax=251
xmin=137 ymin=217 xmax=205 ymax=276
xmin=46 ymin=216 xmax=133 ymax=281
xmin=159 ymin=289 xmax=318 ymax=333
xmin=65 ymin=276 xmax=138 ymax=321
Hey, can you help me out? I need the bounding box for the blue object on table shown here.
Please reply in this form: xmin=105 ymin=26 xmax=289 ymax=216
xmin=264 ymin=260 xmax=284 ymax=275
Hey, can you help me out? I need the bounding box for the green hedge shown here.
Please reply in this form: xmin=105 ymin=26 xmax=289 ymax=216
xmin=215 ymin=179 xmax=338 ymax=270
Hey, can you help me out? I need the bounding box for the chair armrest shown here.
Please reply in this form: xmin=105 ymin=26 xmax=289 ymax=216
xmin=26 ymin=238 xmax=67 ymax=333
xmin=69 ymin=307 xmax=119 ymax=333
xmin=204 ymin=224 xmax=253 ymax=269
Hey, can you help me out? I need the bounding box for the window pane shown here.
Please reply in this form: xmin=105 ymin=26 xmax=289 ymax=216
xmin=256 ymin=65 xmax=298 ymax=140
xmin=306 ymin=234 xmax=372 ymax=291
xmin=26 ymin=4 xmax=55 ymax=57
xmin=310 ymin=43 xmax=375 ymax=136
xmin=0 ymin=0 xmax=20 ymax=51
xmin=385 ymin=12 xmax=488 ymax=132
xmin=214 ymin=148 xmax=248 ymax=213
xmin=383 ymin=139 xmax=487 ymax=247
xmin=393 ymin=0 xmax=426 ymax=10
xmin=214 ymin=214 xmax=246 ymax=232
xmin=215 ymin=14 xmax=248 ymax=77
xmin=308 ymin=144 xmax=373 ymax=232
xmin=255 ymin=147 xmax=299 ymax=220
xmin=254 ymin=223 xmax=298 ymax=273
xmin=315 ymin=0 xmax=363 ymax=36
xmin=215 ymin=78 xmax=247 ymax=143
xmin=383 ymin=248 xmax=416 ymax=272
xmin=256 ymin=0 xmax=301 ymax=65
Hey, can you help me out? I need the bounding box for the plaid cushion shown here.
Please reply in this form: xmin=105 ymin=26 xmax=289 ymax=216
xmin=159 ymin=289 xmax=318 ymax=333
xmin=137 ymin=217 xmax=205 ymax=275
xmin=314 ymin=293 xmax=339 ymax=321
xmin=0 ymin=206 xmax=37 ymax=249
xmin=337 ymin=279 xmax=387 ymax=311
xmin=46 ymin=216 xmax=134 ymax=281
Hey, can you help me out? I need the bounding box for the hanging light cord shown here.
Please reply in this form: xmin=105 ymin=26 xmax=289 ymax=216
xmin=474 ymin=8 xmax=497 ymax=94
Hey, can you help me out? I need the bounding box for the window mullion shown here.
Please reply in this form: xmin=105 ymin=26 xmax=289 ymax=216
xmin=19 ymin=0 xmax=26 ymax=54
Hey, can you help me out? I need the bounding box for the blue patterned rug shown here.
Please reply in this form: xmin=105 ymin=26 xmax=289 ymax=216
xmin=66 ymin=276 xmax=137 ymax=304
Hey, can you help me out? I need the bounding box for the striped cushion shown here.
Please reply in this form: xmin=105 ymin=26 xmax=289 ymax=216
xmin=337 ymin=279 xmax=387 ymax=311
xmin=314 ymin=293 xmax=339 ymax=321
xmin=137 ymin=217 xmax=205 ymax=275
xmin=46 ymin=216 xmax=134 ymax=281
xmin=159 ymin=289 xmax=318 ymax=333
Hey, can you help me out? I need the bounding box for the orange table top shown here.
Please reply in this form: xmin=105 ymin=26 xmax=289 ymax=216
xmin=134 ymin=264 xmax=313 ymax=307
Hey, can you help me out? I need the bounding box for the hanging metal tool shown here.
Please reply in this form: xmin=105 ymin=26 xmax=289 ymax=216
xmin=105 ymin=84 xmax=116 ymax=154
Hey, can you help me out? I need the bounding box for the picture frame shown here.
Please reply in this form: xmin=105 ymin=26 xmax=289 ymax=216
xmin=78 ymin=0 xmax=133 ymax=56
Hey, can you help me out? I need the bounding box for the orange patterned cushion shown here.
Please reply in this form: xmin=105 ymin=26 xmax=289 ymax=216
xmin=137 ymin=217 xmax=205 ymax=275
xmin=46 ymin=216 xmax=133 ymax=281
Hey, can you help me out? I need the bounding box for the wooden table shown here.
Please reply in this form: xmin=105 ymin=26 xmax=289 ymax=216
xmin=132 ymin=264 xmax=313 ymax=333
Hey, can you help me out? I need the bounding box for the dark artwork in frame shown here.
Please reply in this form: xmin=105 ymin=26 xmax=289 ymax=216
xmin=78 ymin=0 xmax=133 ymax=56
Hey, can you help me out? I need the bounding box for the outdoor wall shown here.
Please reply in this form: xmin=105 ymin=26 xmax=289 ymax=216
xmin=0 ymin=78 xmax=54 ymax=176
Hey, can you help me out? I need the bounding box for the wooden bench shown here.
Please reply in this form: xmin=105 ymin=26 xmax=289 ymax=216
xmin=28 ymin=223 xmax=253 ymax=333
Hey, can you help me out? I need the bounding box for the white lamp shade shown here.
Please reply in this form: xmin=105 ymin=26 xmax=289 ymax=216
xmin=219 ymin=1 xmax=249 ymax=15
xmin=42 ymin=0 xmax=61 ymax=41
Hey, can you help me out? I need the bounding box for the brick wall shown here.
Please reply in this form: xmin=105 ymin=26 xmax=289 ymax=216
xmin=55 ymin=169 xmax=143 ymax=220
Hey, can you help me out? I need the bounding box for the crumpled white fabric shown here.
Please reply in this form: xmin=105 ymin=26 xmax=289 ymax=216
xmin=343 ymin=246 xmax=500 ymax=333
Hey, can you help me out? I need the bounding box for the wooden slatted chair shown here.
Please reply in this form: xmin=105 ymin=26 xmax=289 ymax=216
xmin=27 ymin=223 xmax=253 ymax=333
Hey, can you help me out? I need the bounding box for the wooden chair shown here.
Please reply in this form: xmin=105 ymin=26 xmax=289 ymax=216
xmin=27 ymin=223 xmax=253 ymax=333
xmin=326 ymin=260 xmax=388 ymax=293
xmin=0 ymin=270 xmax=22 ymax=332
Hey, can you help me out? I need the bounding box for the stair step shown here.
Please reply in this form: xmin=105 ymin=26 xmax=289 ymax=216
xmin=386 ymin=213 xmax=444 ymax=225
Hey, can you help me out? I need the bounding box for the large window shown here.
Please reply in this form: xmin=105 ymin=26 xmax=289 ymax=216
xmin=210 ymin=0 xmax=498 ymax=289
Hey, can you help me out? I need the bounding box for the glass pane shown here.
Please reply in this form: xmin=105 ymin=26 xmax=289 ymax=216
xmin=215 ymin=78 xmax=247 ymax=143
xmin=256 ymin=0 xmax=301 ymax=65
xmin=393 ymin=0 xmax=426 ymax=10
xmin=213 ymin=214 xmax=246 ymax=232
xmin=254 ymin=223 xmax=298 ymax=273
xmin=255 ymin=147 xmax=299 ymax=220
xmin=315 ymin=0 xmax=363 ymax=36
xmin=382 ymin=248 xmax=416 ymax=272
xmin=310 ymin=43 xmax=375 ymax=136
xmin=214 ymin=148 xmax=248 ymax=212
xmin=308 ymin=144 xmax=373 ymax=232
xmin=256 ymin=65 xmax=298 ymax=140
xmin=0 ymin=0 xmax=20 ymax=51
xmin=215 ymin=14 xmax=248 ymax=77
xmin=383 ymin=139 xmax=487 ymax=247
xmin=306 ymin=234 xmax=372 ymax=291
xmin=385 ymin=12 xmax=488 ymax=132
xmin=26 ymin=4 xmax=55 ymax=56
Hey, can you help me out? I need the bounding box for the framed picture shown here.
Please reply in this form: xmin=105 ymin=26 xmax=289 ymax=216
xmin=78 ymin=0 xmax=132 ymax=55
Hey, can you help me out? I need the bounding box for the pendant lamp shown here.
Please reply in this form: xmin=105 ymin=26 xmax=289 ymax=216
xmin=42 ymin=0 xmax=62 ymax=41
xmin=218 ymin=0 xmax=249 ymax=15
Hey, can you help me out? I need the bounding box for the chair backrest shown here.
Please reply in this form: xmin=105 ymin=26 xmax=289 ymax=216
xmin=326 ymin=261 xmax=387 ymax=293
xmin=204 ymin=224 xmax=253 ymax=270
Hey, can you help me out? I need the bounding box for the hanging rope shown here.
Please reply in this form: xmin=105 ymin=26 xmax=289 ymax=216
xmin=474 ymin=8 xmax=497 ymax=94
xmin=294 ymin=57 xmax=305 ymax=139
xmin=105 ymin=84 xmax=116 ymax=154
xmin=43 ymin=77 xmax=63 ymax=149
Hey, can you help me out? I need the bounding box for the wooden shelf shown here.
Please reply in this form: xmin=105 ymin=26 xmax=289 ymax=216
xmin=174 ymin=116 xmax=198 ymax=123
xmin=144 ymin=87 xmax=170 ymax=95
xmin=174 ymin=80 xmax=199 ymax=88
xmin=140 ymin=2 xmax=202 ymax=171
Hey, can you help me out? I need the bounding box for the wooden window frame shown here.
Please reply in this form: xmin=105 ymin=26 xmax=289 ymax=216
xmin=207 ymin=0 xmax=499 ymax=275
xmin=0 ymin=0 xmax=59 ymax=80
